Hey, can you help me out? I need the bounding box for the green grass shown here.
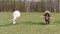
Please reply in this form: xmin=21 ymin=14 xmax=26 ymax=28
xmin=0 ymin=12 xmax=60 ymax=34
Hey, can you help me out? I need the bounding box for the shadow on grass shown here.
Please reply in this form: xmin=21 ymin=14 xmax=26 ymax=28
xmin=0 ymin=23 xmax=19 ymax=27
xmin=53 ymin=21 xmax=60 ymax=24
xmin=21 ymin=21 xmax=46 ymax=25
xmin=0 ymin=21 xmax=46 ymax=27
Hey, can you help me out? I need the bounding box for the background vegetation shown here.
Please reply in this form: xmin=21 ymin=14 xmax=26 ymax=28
xmin=0 ymin=0 xmax=60 ymax=12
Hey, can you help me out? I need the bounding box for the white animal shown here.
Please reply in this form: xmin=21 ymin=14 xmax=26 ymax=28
xmin=12 ymin=10 xmax=20 ymax=24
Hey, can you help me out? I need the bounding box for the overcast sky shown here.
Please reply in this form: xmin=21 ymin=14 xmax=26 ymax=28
xmin=0 ymin=0 xmax=40 ymax=2
xmin=21 ymin=0 xmax=40 ymax=2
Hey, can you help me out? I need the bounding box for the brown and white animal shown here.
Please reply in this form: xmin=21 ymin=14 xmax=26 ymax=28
xmin=44 ymin=10 xmax=52 ymax=24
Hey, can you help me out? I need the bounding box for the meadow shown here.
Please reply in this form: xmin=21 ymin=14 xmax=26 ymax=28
xmin=0 ymin=12 xmax=60 ymax=34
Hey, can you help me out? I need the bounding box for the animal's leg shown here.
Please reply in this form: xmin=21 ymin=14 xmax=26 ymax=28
xmin=13 ymin=20 xmax=16 ymax=24
xmin=48 ymin=20 xmax=50 ymax=24
xmin=12 ymin=17 xmax=17 ymax=24
xmin=46 ymin=21 xmax=48 ymax=24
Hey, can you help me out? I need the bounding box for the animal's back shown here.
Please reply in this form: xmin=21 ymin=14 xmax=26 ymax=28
xmin=13 ymin=10 xmax=20 ymax=17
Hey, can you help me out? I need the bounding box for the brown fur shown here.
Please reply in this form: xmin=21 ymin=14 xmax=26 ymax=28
xmin=44 ymin=11 xmax=51 ymax=24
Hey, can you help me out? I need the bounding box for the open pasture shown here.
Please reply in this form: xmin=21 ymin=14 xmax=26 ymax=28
xmin=0 ymin=12 xmax=60 ymax=34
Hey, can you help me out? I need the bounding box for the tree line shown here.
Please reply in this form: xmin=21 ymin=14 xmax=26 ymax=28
xmin=0 ymin=0 xmax=60 ymax=12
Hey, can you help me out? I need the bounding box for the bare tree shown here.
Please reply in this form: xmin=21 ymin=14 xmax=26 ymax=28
xmin=25 ymin=0 xmax=30 ymax=12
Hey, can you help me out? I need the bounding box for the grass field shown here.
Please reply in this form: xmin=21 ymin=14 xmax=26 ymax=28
xmin=0 ymin=12 xmax=60 ymax=34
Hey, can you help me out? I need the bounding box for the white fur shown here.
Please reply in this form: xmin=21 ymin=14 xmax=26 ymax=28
xmin=12 ymin=10 xmax=20 ymax=24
